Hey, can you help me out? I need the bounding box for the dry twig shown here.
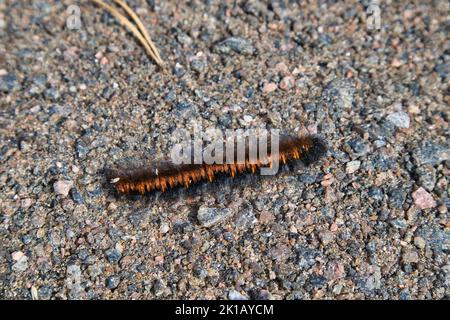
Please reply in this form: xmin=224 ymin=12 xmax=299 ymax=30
xmin=90 ymin=0 xmax=164 ymax=67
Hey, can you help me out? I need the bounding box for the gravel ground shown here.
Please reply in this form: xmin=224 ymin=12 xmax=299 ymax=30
xmin=0 ymin=0 xmax=449 ymax=300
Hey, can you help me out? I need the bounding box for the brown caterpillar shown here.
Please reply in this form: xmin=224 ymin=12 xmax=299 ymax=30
xmin=106 ymin=134 xmax=327 ymax=195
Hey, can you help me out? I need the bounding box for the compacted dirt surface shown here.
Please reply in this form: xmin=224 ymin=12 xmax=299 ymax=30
xmin=0 ymin=0 xmax=449 ymax=299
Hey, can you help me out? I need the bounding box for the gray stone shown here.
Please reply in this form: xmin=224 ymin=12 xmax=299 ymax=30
xmin=190 ymin=59 xmax=207 ymax=73
xmin=105 ymin=248 xmax=122 ymax=264
xmin=346 ymin=160 xmax=361 ymax=174
xmin=413 ymin=142 xmax=449 ymax=166
xmin=234 ymin=204 xmax=256 ymax=230
xmin=319 ymin=230 xmax=335 ymax=246
xmin=390 ymin=218 xmax=408 ymax=229
xmin=228 ymin=290 xmax=248 ymax=300
xmin=106 ymin=275 xmax=120 ymax=289
xmin=214 ymin=37 xmax=255 ymax=55
xmin=403 ymin=249 xmax=419 ymax=264
xmin=386 ymin=111 xmax=410 ymax=128
xmin=153 ymin=279 xmax=166 ymax=297
xmin=321 ymin=78 xmax=355 ymax=116
xmin=12 ymin=253 xmax=28 ymax=272
xmin=388 ymin=188 xmax=406 ymax=209
xmin=414 ymin=164 xmax=436 ymax=191
xmin=197 ymin=206 xmax=232 ymax=227
xmin=102 ymin=86 xmax=115 ymax=100
xmin=348 ymin=138 xmax=371 ymax=156
xmin=368 ymin=187 xmax=383 ymax=201
xmin=0 ymin=74 xmax=21 ymax=92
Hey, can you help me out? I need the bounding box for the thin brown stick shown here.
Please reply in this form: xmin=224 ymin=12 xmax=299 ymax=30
xmin=90 ymin=0 xmax=163 ymax=67
xmin=112 ymin=0 xmax=163 ymax=64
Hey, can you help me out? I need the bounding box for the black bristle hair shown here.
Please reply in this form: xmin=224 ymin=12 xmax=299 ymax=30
xmin=300 ymin=136 xmax=328 ymax=165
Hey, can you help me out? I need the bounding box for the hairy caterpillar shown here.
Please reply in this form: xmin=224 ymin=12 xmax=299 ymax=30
xmin=106 ymin=134 xmax=327 ymax=195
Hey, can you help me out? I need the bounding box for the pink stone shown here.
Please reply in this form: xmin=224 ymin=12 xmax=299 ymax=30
xmin=100 ymin=56 xmax=109 ymax=65
xmin=325 ymin=261 xmax=346 ymax=280
xmin=412 ymin=187 xmax=436 ymax=209
xmin=321 ymin=176 xmax=335 ymax=187
xmin=259 ymin=210 xmax=274 ymax=224
xmin=95 ymin=51 xmax=103 ymax=59
xmin=279 ymin=76 xmax=295 ymax=91
xmin=391 ymin=58 xmax=403 ymax=68
xmin=263 ymin=82 xmax=277 ymax=93
xmin=306 ymin=123 xmax=318 ymax=134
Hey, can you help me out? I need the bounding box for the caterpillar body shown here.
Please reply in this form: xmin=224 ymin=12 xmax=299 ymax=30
xmin=106 ymin=134 xmax=327 ymax=195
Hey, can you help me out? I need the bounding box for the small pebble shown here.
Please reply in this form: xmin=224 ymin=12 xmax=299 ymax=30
xmin=391 ymin=58 xmax=403 ymax=68
xmin=190 ymin=58 xmax=207 ymax=73
xmin=0 ymin=73 xmax=21 ymax=92
xmin=263 ymin=82 xmax=277 ymax=93
xmin=412 ymin=187 xmax=436 ymax=209
xmin=346 ymin=160 xmax=361 ymax=174
xmin=11 ymin=251 xmax=28 ymax=272
xmin=279 ymin=76 xmax=295 ymax=91
xmin=197 ymin=206 xmax=232 ymax=227
xmin=403 ymin=249 xmax=419 ymax=264
xmin=228 ymin=290 xmax=248 ymax=300
xmin=53 ymin=180 xmax=73 ymax=197
xmin=106 ymin=276 xmax=120 ymax=290
xmin=414 ymin=236 xmax=426 ymax=249
xmin=105 ymin=248 xmax=122 ymax=264
xmin=243 ymin=115 xmax=253 ymax=123
xmin=319 ymin=230 xmax=335 ymax=245
xmin=274 ymin=62 xmax=289 ymax=75
xmin=21 ymin=198 xmax=33 ymax=209
xmin=214 ymin=37 xmax=255 ymax=55
xmin=71 ymin=165 xmax=80 ymax=173
xmin=386 ymin=111 xmax=410 ymax=128
xmin=159 ymin=223 xmax=170 ymax=234
xmin=12 ymin=251 xmax=25 ymax=261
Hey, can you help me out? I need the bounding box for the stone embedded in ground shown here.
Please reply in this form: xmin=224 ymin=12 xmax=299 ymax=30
xmin=12 ymin=251 xmax=28 ymax=272
xmin=414 ymin=164 xmax=437 ymax=191
xmin=105 ymin=248 xmax=122 ymax=264
xmin=0 ymin=73 xmax=21 ymax=92
xmin=159 ymin=223 xmax=170 ymax=234
xmin=319 ymin=230 xmax=335 ymax=245
xmin=274 ymin=62 xmax=289 ymax=75
xmin=322 ymin=78 xmax=355 ymax=114
xmin=346 ymin=160 xmax=361 ymax=174
xmin=213 ymin=37 xmax=255 ymax=55
xmin=106 ymin=276 xmax=121 ymax=290
xmin=414 ymin=236 xmax=426 ymax=249
xmin=279 ymin=76 xmax=295 ymax=91
xmin=53 ymin=180 xmax=73 ymax=197
xmin=386 ymin=111 xmax=410 ymax=128
xmin=263 ymin=82 xmax=277 ymax=93
xmin=197 ymin=206 xmax=232 ymax=227
xmin=402 ymin=249 xmax=419 ymax=264
xmin=228 ymin=290 xmax=248 ymax=300
xmin=412 ymin=187 xmax=436 ymax=209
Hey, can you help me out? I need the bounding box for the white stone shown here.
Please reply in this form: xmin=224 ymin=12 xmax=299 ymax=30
xmin=12 ymin=251 xmax=24 ymax=261
xmin=386 ymin=111 xmax=410 ymax=128
xmin=160 ymin=223 xmax=170 ymax=234
xmin=228 ymin=290 xmax=248 ymax=300
xmin=346 ymin=160 xmax=361 ymax=174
